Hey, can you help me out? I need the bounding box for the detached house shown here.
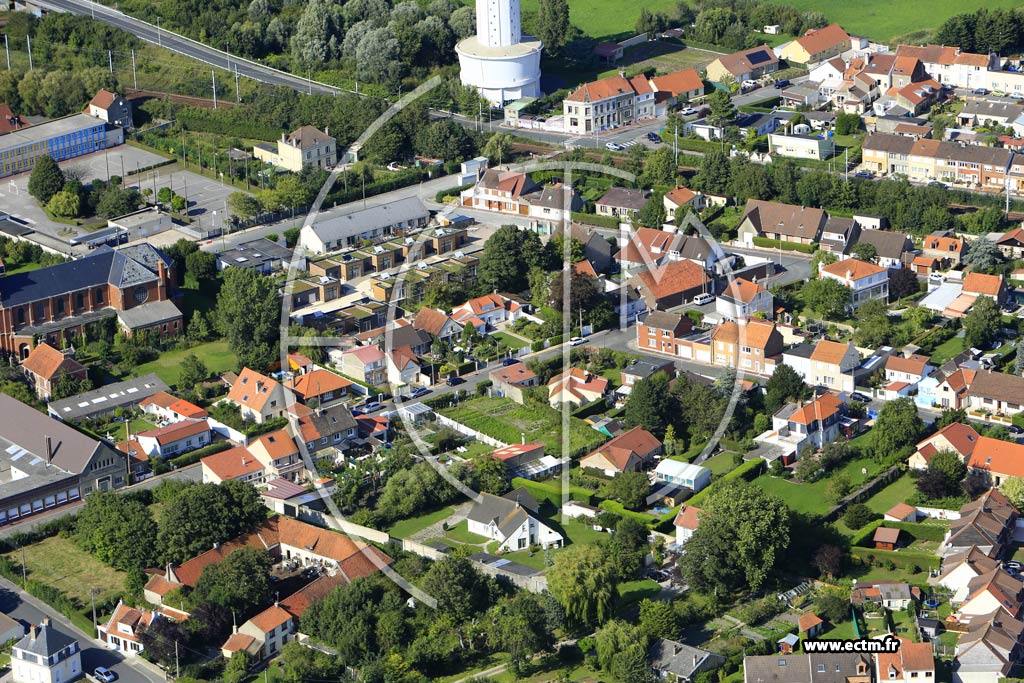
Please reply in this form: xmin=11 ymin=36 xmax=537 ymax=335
xmin=12 ymin=619 xmax=82 ymax=683
xmin=885 ymin=353 xmax=934 ymax=389
xmin=135 ymin=419 xmax=211 ymax=460
xmin=290 ymin=403 xmax=357 ymax=455
xmin=706 ymin=45 xmax=780 ymax=84
xmin=412 ymin=307 xmax=463 ymax=342
xmin=715 ymin=278 xmax=773 ymax=321
xmin=20 ymin=343 xmax=88 ymax=401
xmin=201 ymin=446 xmax=266 ymax=485
xmin=876 ymin=638 xmax=936 ymax=683
xmin=996 ymin=227 xmax=1024 ymax=260
xmin=736 ymin=199 xmax=826 ymax=247
xmin=757 ymin=393 xmax=846 ymax=461
xmin=909 ymin=422 xmax=981 ymax=471
xmin=966 ymin=434 xmax=1024 ymax=488
xmin=227 ymin=368 xmax=287 ymax=424
xmin=489 ymin=362 xmax=539 ymax=404
xmin=466 ymin=488 xmax=563 ymax=551
xmin=595 ymin=187 xmax=651 ymax=220
xmin=286 ymin=368 xmax=352 ymax=407
xmin=853 ymin=229 xmax=914 ymax=270
xmin=547 ymin=367 xmax=609 ymax=408
xmin=339 ymin=346 xmax=387 ymax=387
xmin=673 ymin=505 xmax=701 ymax=545
xmin=819 ymin=258 xmax=889 ymax=309
xmin=451 ymin=293 xmax=524 ymax=331
xmin=779 ymin=24 xmax=852 ymax=65
xmin=966 ymin=371 xmax=1024 ymax=420
xmin=96 ymin=600 xmax=157 ymax=658
xmin=579 ymin=426 xmax=662 ymax=476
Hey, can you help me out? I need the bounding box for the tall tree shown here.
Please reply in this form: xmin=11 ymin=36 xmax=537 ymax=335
xmin=536 ymin=0 xmax=570 ymax=55
xmin=28 ymin=155 xmax=65 ymax=203
xmin=191 ymin=547 xmax=273 ymax=618
xmin=871 ymin=398 xmax=924 ymax=462
xmin=477 ymin=224 xmax=545 ymax=293
xmin=547 ymin=544 xmax=617 ymax=627
xmin=216 ymin=267 xmax=280 ymax=371
xmin=623 ymin=371 xmax=673 ymax=436
xmin=764 ymin=363 xmax=809 ymax=414
xmin=486 ymin=593 xmax=553 ymax=676
xmin=421 ymin=556 xmax=493 ymax=622
xmin=679 ymin=481 xmax=790 ymax=594
xmin=803 ymin=278 xmax=851 ymax=318
xmin=706 ymin=89 xmax=736 ymax=127
xmin=962 ymin=238 xmax=1003 ymax=272
xmin=963 ymin=296 xmax=1001 ymax=349
xmin=75 ymin=492 xmax=158 ymax=571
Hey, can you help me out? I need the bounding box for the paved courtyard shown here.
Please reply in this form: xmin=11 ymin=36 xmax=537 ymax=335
xmin=132 ymin=165 xmax=244 ymax=235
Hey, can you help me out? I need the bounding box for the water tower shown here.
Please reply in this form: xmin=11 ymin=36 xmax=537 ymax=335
xmin=455 ymin=0 xmax=543 ymax=107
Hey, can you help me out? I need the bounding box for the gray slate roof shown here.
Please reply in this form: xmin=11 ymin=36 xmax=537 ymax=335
xmin=116 ymin=300 xmax=182 ymax=329
xmin=742 ymin=653 xmax=873 ymax=683
xmin=466 ymin=488 xmax=540 ymax=539
xmin=0 ymin=394 xmax=115 ymax=477
xmin=596 ymin=187 xmax=650 ymax=211
xmin=306 ymin=197 xmax=429 ymax=244
xmin=13 ymin=622 xmax=78 ymax=658
xmin=854 ymin=228 xmax=913 ymax=260
xmin=650 ymin=639 xmax=724 ymax=680
xmin=47 ymin=373 xmax=169 ymax=421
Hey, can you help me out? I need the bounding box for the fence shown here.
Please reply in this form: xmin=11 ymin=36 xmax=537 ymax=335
xmin=471 ymin=557 xmax=548 ymax=593
xmin=822 ymin=464 xmax=902 ymax=523
xmin=916 ymin=506 xmax=962 ymax=521
xmin=295 ymin=506 xmax=391 ymax=544
xmin=618 ymin=33 xmax=650 ymax=50
xmin=400 ymin=539 xmax=447 ymax=560
xmin=434 ymin=414 xmax=508 ymax=448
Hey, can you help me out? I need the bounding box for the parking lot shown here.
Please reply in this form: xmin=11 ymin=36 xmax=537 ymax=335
xmin=133 ymin=166 xmax=245 ymax=234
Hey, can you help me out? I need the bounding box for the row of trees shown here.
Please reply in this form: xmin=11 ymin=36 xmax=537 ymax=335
xmin=28 ymin=156 xmax=142 ymax=219
xmin=935 ymin=7 xmax=1024 ymax=56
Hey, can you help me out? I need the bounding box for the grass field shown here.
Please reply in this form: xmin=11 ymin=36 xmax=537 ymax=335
xmin=704 ymin=452 xmax=740 ymax=477
xmin=387 ymin=506 xmax=455 ymax=539
xmin=490 ymin=332 xmax=528 ymax=350
xmin=129 ymin=339 xmax=237 ymax=387
xmin=442 ymin=520 xmax=490 ymax=545
xmin=929 ymin=335 xmax=966 ymax=365
xmin=862 ymin=474 xmax=918 ymax=515
xmin=752 ymin=448 xmax=886 ymax=517
xmin=4 ymin=536 xmax=126 ymax=607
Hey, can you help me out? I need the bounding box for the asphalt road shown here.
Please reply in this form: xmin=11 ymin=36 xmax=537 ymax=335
xmin=32 ymin=0 xmax=342 ymax=96
xmin=0 ymin=578 xmax=164 ymax=683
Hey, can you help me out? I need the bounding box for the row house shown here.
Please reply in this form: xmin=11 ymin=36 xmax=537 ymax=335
xmin=637 ymin=310 xmax=693 ymax=357
xmin=368 ymin=254 xmax=479 ymax=305
xmin=895 ymin=44 xmax=996 ymax=90
xmin=783 ymin=339 xmax=861 ymax=394
xmin=562 ymin=68 xmax=702 ymax=135
xmin=862 ymin=133 xmax=1017 ymax=189
xmin=715 ymin=277 xmax=773 ymax=321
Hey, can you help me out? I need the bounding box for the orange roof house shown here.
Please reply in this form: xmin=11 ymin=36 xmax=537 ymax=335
xmin=20 ymin=343 xmax=88 ymax=401
xmin=579 ymin=426 xmax=662 ymax=475
xmin=140 ymin=391 xmax=208 ymax=421
xmin=227 ymin=368 xmax=286 ymax=423
xmin=962 ymin=272 xmax=1006 ymax=303
xmin=547 ymin=367 xmax=609 ymax=407
xmin=201 ymin=446 xmax=266 ymax=484
xmin=876 ymin=638 xmax=935 ymax=681
xmin=798 ymin=612 xmax=824 ymax=636
xmin=287 ymin=368 xmax=352 ymax=404
xmin=629 ymin=259 xmax=711 ymax=310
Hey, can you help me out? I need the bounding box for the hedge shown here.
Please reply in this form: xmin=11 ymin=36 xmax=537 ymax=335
xmin=599 ymin=500 xmax=660 ymax=528
xmin=436 ymin=183 xmax=474 ymax=203
xmin=168 ymin=441 xmax=232 ymax=469
xmin=849 ymin=519 xmax=885 ymax=547
xmin=752 ymin=237 xmax=819 ymax=254
xmin=572 ymin=398 xmax=610 ymax=420
xmin=0 ymin=514 xmax=77 ymax=554
xmin=1014 ymin=413 xmax=1024 ymax=430
xmin=687 ymin=458 xmax=764 ymax=507
xmin=511 ymin=477 xmax=594 ymax=507
xmin=570 ymin=212 xmax=621 ymax=229
xmin=178 ymin=114 xmax=280 ymax=141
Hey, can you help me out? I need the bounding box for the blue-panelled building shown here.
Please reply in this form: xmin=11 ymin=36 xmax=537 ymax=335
xmin=0 ymin=113 xmax=123 ymax=178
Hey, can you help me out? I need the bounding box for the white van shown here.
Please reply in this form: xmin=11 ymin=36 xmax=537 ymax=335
xmin=693 ymin=293 xmax=715 ymax=305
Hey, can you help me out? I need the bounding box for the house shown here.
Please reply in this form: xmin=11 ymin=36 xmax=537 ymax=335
xmin=96 ymin=600 xmax=156 ymax=657
xmin=649 ymin=639 xmax=724 ymax=683
xmin=885 ymin=354 xmax=933 ymax=388
xmin=290 ymin=402 xmax=357 ymax=455
xmin=708 ymin=319 xmax=784 ymax=375
xmin=943 ymin=489 xmax=1018 ymax=557
xmin=595 ymin=187 xmax=651 ymax=220
xmin=298 ymin=197 xmax=429 ymax=255
xmin=743 ymin=653 xmax=872 ymax=683
xmin=954 ymin=613 xmax=1024 ymax=683
xmin=579 ymin=427 xmax=662 ymax=476
xmin=996 ymin=227 xmax=1024 ymax=260
xmin=386 ymin=346 xmax=420 ymax=387
xmin=958 ymin=569 xmax=1024 ymax=621
xmin=619 ymin=358 xmax=675 ymax=392
xmin=20 ymin=343 xmax=88 ymax=401
xmin=86 ymin=89 xmax=132 ymax=128
xmin=246 ymin=429 xmax=303 ymax=482
xmin=465 ymin=488 xmax=563 ymax=551
xmin=924 ymin=364 xmax=978 ymax=411
xmin=547 ymin=367 xmax=609 ymax=408
xmin=853 ymin=228 xmax=915 ymax=269
xmin=135 ymin=419 xmax=211 ymax=460
xmin=217 ymin=238 xmax=298 ymax=274
xmin=654 ymin=460 xmax=710 ymax=492
xmin=48 ymin=374 xmax=169 ymax=423
xmin=140 ymin=391 xmax=207 ymax=423
xmin=673 ymin=505 xmax=701 ymax=545
xmin=637 ymin=310 xmax=693 ymax=357
xmin=562 ymin=69 xmax=702 ymax=136
xmin=851 ymin=581 xmax=918 ymax=610
xmin=0 ymin=244 xmax=179 ymax=357
xmin=819 ymin=258 xmax=889 ymax=309
xmin=286 ymin=368 xmax=352 ymax=407
xmin=885 ymin=503 xmax=919 ymax=522
xmin=798 ymin=612 xmax=824 ymax=638
xmin=0 ymin=394 xmax=128 ymax=525
xmin=861 ymin=134 xmax=1014 ymax=189
xmin=966 ymin=435 xmax=1024 ymax=488
xmin=895 ymin=44 xmax=995 ymax=91
xmin=715 ymin=278 xmax=773 ymax=321
xmin=253 ymin=125 xmax=336 ymax=172
xmin=874 ymin=526 xmax=902 ymax=550
xmin=413 ymin=307 xmax=463 ymax=342
xmin=758 ymin=393 xmax=846 ymax=461
xmin=662 ymin=186 xmax=704 ymax=215
xmin=629 ymin=259 xmax=711 ymax=310
xmin=227 ymin=368 xmax=287 ymax=424
xmin=962 ymin=273 xmax=1008 ymax=307
xmin=938 ymin=546 xmax=1001 ymax=598
xmin=876 ymin=638 xmax=936 ymax=683
xmin=489 ymin=362 xmax=539 ymax=404
xmin=0 ymin=103 xmax=29 ymax=134
xmin=779 ymin=24 xmax=851 ymax=65
xmin=736 ymin=199 xmax=826 ymax=247
xmin=649 ymin=69 xmax=705 ymax=105
xmin=768 ymin=132 xmax=836 ymax=160
xmin=339 ymin=346 xmax=387 ymax=387
xmin=460 ymin=169 xmax=537 ymax=217
xmin=706 ymin=45 xmax=779 ymax=84
xmin=965 ymin=371 xmax=1024 ymax=419
xmin=489 ymin=443 xmax=558 ymax=480
xmin=958 ymin=101 xmax=1024 ymax=129
xmin=923 ymin=233 xmax=968 ymax=267
xmin=807 ymin=340 xmax=860 ymax=393
xmin=11 ymin=619 xmax=82 ymax=683
xmin=201 ymin=446 xmax=266 ymax=484
xmin=451 ymin=293 xmax=524 ymax=331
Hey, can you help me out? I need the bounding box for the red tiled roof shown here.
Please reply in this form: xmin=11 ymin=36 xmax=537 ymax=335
xmin=918 ymin=421 xmax=981 ymax=459
xmin=794 ymin=23 xmax=850 ymax=56
xmin=673 ymin=505 xmax=701 ymax=530
xmin=664 ymin=185 xmax=697 ymax=207
xmin=798 ymin=612 xmax=823 ymax=631
xmin=886 ymin=354 xmax=931 ymax=377
xmin=200 ymin=446 xmax=264 ymax=482
xmin=88 ymin=89 xmax=117 ymax=109
xmin=967 ymin=436 xmax=1024 ymax=479
xmin=413 ymin=307 xmax=455 ymax=336
xmin=247 ymin=605 xmax=292 ymax=634
xmin=288 ymin=369 xmax=352 ymax=400
xmin=787 ymin=393 xmax=843 ymax=426
xmin=634 ymin=260 xmax=710 ymax=300
xmin=886 ymin=503 xmax=917 ymax=519
xmin=820 ymin=258 xmax=886 ymax=281
xmin=0 ymin=103 xmax=29 ymax=134
xmin=227 ymin=368 xmax=280 ymax=412
xmin=221 ymin=633 xmax=256 ymax=654
xmin=963 ymin=272 xmax=1004 ymax=297
xmin=136 ymin=419 xmax=209 ymax=446
xmin=720 ymin=277 xmax=766 ymax=305
xmin=573 ymin=260 xmax=598 ymax=277
xmin=21 ymin=343 xmax=85 ymax=382
xmin=489 ymin=362 xmax=537 ymax=385
xmin=566 ymin=74 xmax=636 ymax=102
xmin=650 ymin=68 xmax=703 ymax=97
xmin=490 ymin=443 xmax=544 ymax=461
xmin=810 ymin=340 xmax=854 ymax=365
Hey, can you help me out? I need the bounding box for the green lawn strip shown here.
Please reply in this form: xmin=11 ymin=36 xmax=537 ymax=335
xmin=616 ymin=578 xmax=661 ymax=605
xmin=929 ymin=335 xmax=967 ymax=366
xmin=443 ymin=520 xmax=490 ymax=545
xmin=490 ymin=332 xmax=528 ymax=350
xmin=752 ymin=451 xmax=886 ymax=517
xmin=3 ymin=536 xmax=126 ymax=608
xmin=127 ymin=339 xmax=237 ymax=387
xmin=862 ymin=474 xmax=918 ymax=515
xmin=704 ymin=452 xmax=739 ymax=476
xmin=386 ymin=506 xmax=455 ymax=540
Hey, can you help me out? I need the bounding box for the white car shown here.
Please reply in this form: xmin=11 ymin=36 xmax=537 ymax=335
xmin=680 ymin=107 xmax=697 ymax=116
xmin=94 ymin=668 xmax=117 ymax=683
xmin=569 ymin=337 xmax=588 ymax=346
xmin=605 ymin=142 xmax=624 ymax=151
xmin=692 ymin=293 xmax=715 ymax=305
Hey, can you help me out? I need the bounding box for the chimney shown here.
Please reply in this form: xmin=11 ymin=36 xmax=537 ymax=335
xmin=44 ymin=436 xmax=53 ymax=463
xmin=40 ymin=617 xmax=49 ymax=627
xmin=325 ymin=126 xmax=329 ymax=138
xmin=29 ymin=625 xmax=37 ymax=640
xmin=693 ymin=654 xmax=698 ymax=666
xmin=521 ymin=433 xmax=526 ymax=445
xmin=281 ymin=132 xmax=286 ymax=143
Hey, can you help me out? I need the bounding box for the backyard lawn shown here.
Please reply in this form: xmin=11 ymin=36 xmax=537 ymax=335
xmin=437 ymin=396 xmax=605 ymax=456
xmin=752 ymin=449 xmax=888 ymax=517
xmin=443 ymin=520 xmax=490 ymax=545
xmin=704 ymin=452 xmax=739 ymax=477
xmin=386 ymin=506 xmax=455 ymax=539
xmin=129 ymin=340 xmax=238 ymax=387
xmin=862 ymin=474 xmax=918 ymax=515
xmin=490 ymin=332 xmax=528 ymax=350
xmin=4 ymin=536 xmax=126 ymax=607
xmin=617 ymin=578 xmax=662 ymax=604
xmin=929 ymin=335 xmax=966 ymax=366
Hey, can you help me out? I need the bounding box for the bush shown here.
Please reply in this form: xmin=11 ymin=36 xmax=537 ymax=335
xmin=843 ymin=503 xmax=876 ymax=530
xmin=752 ymin=237 xmax=819 ymax=254
xmin=475 ymin=380 xmax=492 ymax=396
xmin=435 ymin=183 xmax=474 ymax=203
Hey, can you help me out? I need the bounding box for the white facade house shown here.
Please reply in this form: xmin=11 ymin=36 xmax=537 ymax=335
xmin=455 ymin=0 xmax=542 ymax=106
xmin=465 ymin=490 xmax=563 ymax=551
xmin=654 ymin=460 xmax=711 ymax=492
xmin=12 ymin=620 xmax=82 ymax=683
xmin=768 ymin=132 xmax=836 ymax=160
xmin=715 ymin=278 xmax=773 ymax=321
xmin=819 ymin=258 xmax=889 ymax=309
xmin=297 ymin=197 xmax=430 ymax=255
xmin=673 ymin=505 xmax=701 ymax=546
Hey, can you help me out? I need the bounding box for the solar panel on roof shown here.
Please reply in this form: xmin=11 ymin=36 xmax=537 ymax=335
xmin=747 ymin=50 xmax=771 ymax=65
xmin=491 ymin=558 xmax=510 ymax=567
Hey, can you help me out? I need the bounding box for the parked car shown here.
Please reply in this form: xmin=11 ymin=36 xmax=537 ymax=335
xmin=692 ymin=292 xmax=715 ymax=305
xmin=605 ymin=142 xmax=624 ymax=151
xmin=973 ymin=87 xmax=988 ymax=95
xmin=94 ymin=668 xmax=117 ymax=683
xmin=854 ymin=171 xmax=874 ymax=179
xmin=773 ymin=79 xmax=790 ymax=89
xmin=680 ymin=107 xmax=697 ymax=116
xmin=501 ymin=357 xmax=520 ymax=366
xmin=1012 ymin=92 xmax=1024 ymax=100
xmin=353 ymin=401 xmax=382 ymax=413
xmin=410 ymin=386 xmax=431 ymax=398
xmin=1009 ymin=424 xmax=1024 ymax=435
xmin=569 ymin=336 xmax=588 ymax=346
xmin=646 ymin=132 xmax=662 ymax=143
xmin=445 ymin=376 xmax=465 ymax=386
xmin=850 ymin=392 xmax=872 ymax=403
